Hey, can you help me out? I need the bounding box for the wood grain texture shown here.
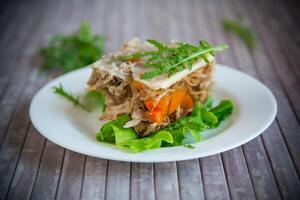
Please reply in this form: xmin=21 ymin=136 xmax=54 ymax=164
xmin=105 ymin=161 xmax=131 ymax=200
xmin=5 ymin=126 xmax=46 ymax=200
xmin=31 ymin=141 xmax=65 ymax=200
xmin=200 ymin=1 xmax=257 ymax=199
xmin=154 ymin=162 xmax=180 ymax=200
xmin=177 ymin=160 xmax=204 ymax=200
xmin=56 ymin=150 xmax=86 ymax=200
xmin=0 ymin=74 xmax=47 ymax=200
xmin=216 ymin=0 xmax=284 ymax=199
xmin=200 ymin=155 xmax=230 ymax=200
xmin=0 ymin=0 xmax=299 ymax=199
xmin=80 ymin=157 xmax=107 ymax=200
xmin=244 ymin=0 xmax=300 ymax=175
xmin=131 ymin=163 xmax=155 ymax=200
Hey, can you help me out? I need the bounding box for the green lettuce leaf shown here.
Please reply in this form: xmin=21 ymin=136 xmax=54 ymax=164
xmin=96 ymin=115 xmax=131 ymax=143
xmin=118 ymin=130 xmax=173 ymax=152
xmin=96 ymin=115 xmax=173 ymax=152
xmin=210 ymin=100 xmax=233 ymax=126
xmin=203 ymin=96 xmax=213 ymax=109
xmin=96 ymin=99 xmax=234 ymax=153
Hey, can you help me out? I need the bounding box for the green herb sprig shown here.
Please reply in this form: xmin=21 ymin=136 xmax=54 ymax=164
xmin=222 ymin=18 xmax=256 ymax=49
xmin=53 ymin=84 xmax=90 ymax=112
xmin=41 ymin=21 xmax=104 ymax=73
xmin=119 ymin=39 xmax=228 ymax=80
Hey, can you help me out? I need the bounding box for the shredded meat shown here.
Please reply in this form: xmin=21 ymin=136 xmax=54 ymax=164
xmin=87 ymin=39 xmax=215 ymax=137
xmin=87 ymin=62 xmax=214 ymax=137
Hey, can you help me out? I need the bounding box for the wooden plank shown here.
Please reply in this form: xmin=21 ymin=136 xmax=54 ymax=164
xmin=200 ymin=155 xmax=230 ymax=200
xmin=127 ymin=2 xmax=159 ymax=200
xmin=222 ymin=149 xmax=256 ymax=200
xmin=149 ymin=1 xmax=200 ymax=199
xmin=30 ymin=0 xmax=90 ymax=199
xmin=5 ymin=125 xmax=46 ymax=200
xmin=169 ymin=1 xmax=207 ymax=199
xmin=78 ymin=1 xmax=109 ymax=199
xmin=186 ymin=1 xmax=231 ymax=199
xmin=264 ymin=0 xmax=300 ymax=79
xmin=261 ymin=124 xmax=300 ymax=198
xmin=98 ymin=1 xmax=132 ymax=200
xmin=4 ymin=1 xmax=70 ymax=198
xmin=250 ymin=0 xmax=300 ymax=121
xmin=244 ymin=0 xmax=300 ymax=169
xmin=31 ymin=141 xmax=65 ymax=200
xmin=52 ymin=0 xmax=108 ymax=198
xmin=238 ymin=0 xmax=300 ymax=176
xmin=105 ymin=161 xmax=131 ymax=200
xmin=199 ymin=1 xmax=256 ymax=199
xmin=177 ymin=160 xmax=204 ymax=200
xmin=285 ymin=0 xmax=300 ymax=28
xmin=2 ymin=0 xmax=79 ymax=199
xmin=256 ymin=0 xmax=300 ymax=114
xmin=0 ymin=73 xmax=46 ymax=200
xmin=0 ymin=77 xmax=8 ymax=101
xmin=131 ymin=163 xmax=155 ymax=200
xmin=154 ymin=162 xmax=180 ymax=200
xmin=221 ymin=0 xmax=300 ymax=198
xmin=0 ymin=2 xmax=32 ymax=62
xmin=0 ymin=1 xmax=45 ymax=147
xmin=216 ymin=1 xmax=283 ymax=199
xmin=81 ymin=157 xmax=107 ymax=200
xmin=56 ymin=150 xmax=85 ymax=200
xmin=0 ymin=2 xmax=19 ymax=55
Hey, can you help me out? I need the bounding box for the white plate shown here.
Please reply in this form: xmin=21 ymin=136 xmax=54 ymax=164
xmin=30 ymin=64 xmax=277 ymax=162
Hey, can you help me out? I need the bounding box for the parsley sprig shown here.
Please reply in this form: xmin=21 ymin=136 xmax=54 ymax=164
xmin=53 ymin=84 xmax=90 ymax=112
xmin=41 ymin=21 xmax=104 ymax=73
xmin=119 ymin=39 xmax=228 ymax=79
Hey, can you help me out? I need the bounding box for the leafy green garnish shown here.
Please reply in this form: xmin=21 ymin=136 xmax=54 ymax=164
xmin=41 ymin=21 xmax=104 ymax=73
xmin=210 ymin=100 xmax=234 ymax=127
xmin=96 ymin=98 xmax=234 ymax=153
xmin=222 ymin=18 xmax=256 ymax=49
xmin=53 ymin=84 xmax=105 ymax=112
xmin=203 ymin=96 xmax=213 ymax=109
xmin=53 ymin=84 xmax=89 ymax=112
xmin=83 ymin=91 xmax=106 ymax=112
xmin=119 ymin=39 xmax=228 ymax=79
xmin=96 ymin=115 xmax=173 ymax=152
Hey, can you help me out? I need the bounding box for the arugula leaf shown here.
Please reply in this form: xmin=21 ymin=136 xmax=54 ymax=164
xmin=210 ymin=100 xmax=234 ymax=126
xmin=53 ymin=84 xmax=89 ymax=112
xmin=53 ymin=84 xmax=105 ymax=113
xmin=222 ymin=18 xmax=256 ymax=49
xmin=41 ymin=21 xmax=104 ymax=73
xmin=118 ymin=39 xmax=228 ymax=80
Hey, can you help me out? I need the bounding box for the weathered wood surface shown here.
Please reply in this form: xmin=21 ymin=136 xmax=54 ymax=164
xmin=0 ymin=0 xmax=299 ymax=199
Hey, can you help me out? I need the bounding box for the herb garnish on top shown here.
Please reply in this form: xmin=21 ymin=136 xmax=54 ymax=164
xmin=119 ymin=39 xmax=228 ymax=80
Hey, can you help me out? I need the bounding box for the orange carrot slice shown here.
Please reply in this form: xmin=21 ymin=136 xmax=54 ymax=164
xmin=168 ymin=90 xmax=186 ymax=114
xmin=181 ymin=93 xmax=194 ymax=111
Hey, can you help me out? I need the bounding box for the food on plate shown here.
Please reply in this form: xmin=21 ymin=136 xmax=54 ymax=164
xmin=87 ymin=38 xmax=233 ymax=152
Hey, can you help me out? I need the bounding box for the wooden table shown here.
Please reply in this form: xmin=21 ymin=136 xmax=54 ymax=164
xmin=0 ymin=0 xmax=299 ymax=199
